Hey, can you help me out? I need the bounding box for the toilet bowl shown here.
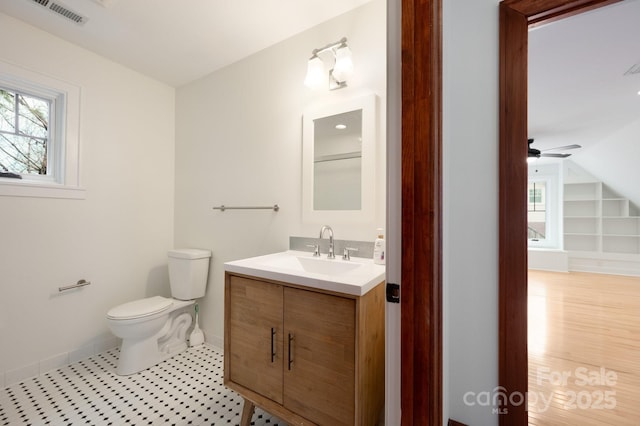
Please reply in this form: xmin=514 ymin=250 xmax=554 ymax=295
xmin=106 ymin=248 xmax=211 ymax=375
xmin=107 ymin=296 xmax=194 ymax=375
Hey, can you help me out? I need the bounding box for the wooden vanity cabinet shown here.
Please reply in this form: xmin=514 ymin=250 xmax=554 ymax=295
xmin=224 ymin=273 xmax=384 ymax=426
xmin=225 ymin=277 xmax=284 ymax=404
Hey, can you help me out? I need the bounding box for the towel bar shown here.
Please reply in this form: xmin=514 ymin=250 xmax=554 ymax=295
xmin=212 ymin=204 xmax=279 ymax=212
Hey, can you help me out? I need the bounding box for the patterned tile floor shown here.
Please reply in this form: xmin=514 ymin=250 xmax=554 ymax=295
xmin=0 ymin=345 xmax=285 ymax=425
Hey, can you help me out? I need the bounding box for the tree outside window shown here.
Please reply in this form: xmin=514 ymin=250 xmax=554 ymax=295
xmin=0 ymin=88 xmax=50 ymax=176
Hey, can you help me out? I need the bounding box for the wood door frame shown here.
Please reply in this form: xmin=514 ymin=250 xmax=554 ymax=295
xmin=498 ymin=0 xmax=621 ymax=424
xmin=401 ymin=0 xmax=442 ymax=424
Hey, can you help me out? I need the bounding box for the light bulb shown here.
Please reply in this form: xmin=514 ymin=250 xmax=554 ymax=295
xmin=332 ymin=45 xmax=354 ymax=82
xmin=304 ymin=56 xmax=325 ymax=90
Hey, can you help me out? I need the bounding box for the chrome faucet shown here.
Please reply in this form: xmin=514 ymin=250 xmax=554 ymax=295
xmin=319 ymin=225 xmax=335 ymax=259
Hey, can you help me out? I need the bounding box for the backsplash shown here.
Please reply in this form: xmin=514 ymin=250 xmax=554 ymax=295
xmin=289 ymin=236 xmax=375 ymax=259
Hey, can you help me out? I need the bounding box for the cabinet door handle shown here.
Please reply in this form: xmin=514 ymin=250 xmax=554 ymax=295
xmin=270 ymin=327 xmax=276 ymax=363
xmin=288 ymin=333 xmax=294 ymax=370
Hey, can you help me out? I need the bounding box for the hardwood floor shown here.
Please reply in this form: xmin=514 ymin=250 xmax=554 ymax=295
xmin=528 ymin=270 xmax=640 ymax=425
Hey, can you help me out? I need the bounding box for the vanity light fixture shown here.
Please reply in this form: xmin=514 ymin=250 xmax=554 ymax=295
xmin=335 ymin=124 xmax=347 ymax=130
xmin=304 ymin=37 xmax=354 ymax=90
xmin=304 ymin=56 xmax=325 ymax=90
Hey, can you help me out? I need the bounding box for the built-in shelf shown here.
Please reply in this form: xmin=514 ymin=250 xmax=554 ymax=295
xmin=564 ymin=217 xmax=598 ymax=235
xmin=602 ymin=217 xmax=640 ymax=236
xmin=564 ymin=182 xmax=640 ymax=254
xmin=564 ymin=200 xmax=599 ymax=217
xmin=564 ymin=234 xmax=599 ymax=252
xmin=602 ymin=199 xmax=630 ymax=217
xmin=603 ymin=235 xmax=640 ymax=254
xmin=563 ymin=182 xmax=600 ymax=201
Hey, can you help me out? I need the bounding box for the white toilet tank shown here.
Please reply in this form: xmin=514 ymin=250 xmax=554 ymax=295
xmin=168 ymin=249 xmax=212 ymax=300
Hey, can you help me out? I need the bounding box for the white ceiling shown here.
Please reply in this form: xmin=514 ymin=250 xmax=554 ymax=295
xmin=0 ymin=0 xmax=371 ymax=87
xmin=528 ymin=0 xmax=640 ymax=155
xmin=2 ymin=0 xmax=637 ymax=155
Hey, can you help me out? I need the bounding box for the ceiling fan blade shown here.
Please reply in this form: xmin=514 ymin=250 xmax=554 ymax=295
xmin=541 ymin=153 xmax=571 ymax=158
xmin=541 ymin=144 xmax=581 ymax=152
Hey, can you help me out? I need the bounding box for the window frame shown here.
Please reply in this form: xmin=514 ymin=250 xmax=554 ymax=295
xmin=0 ymin=60 xmax=84 ymax=199
xmin=527 ymin=180 xmax=547 ymax=241
xmin=527 ymin=173 xmax=560 ymax=249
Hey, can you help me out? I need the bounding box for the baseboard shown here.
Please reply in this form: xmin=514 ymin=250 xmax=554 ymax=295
xmin=2 ymin=332 xmax=226 ymax=390
xmin=528 ymin=248 xmax=569 ymax=272
xmin=206 ymin=334 xmax=224 ymax=352
xmin=1 ymin=335 xmax=119 ymax=389
xmin=568 ymin=253 xmax=640 ymax=276
xmin=448 ymin=419 xmax=468 ymax=426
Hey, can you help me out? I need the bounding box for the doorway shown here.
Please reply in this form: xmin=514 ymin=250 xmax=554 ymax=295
xmin=525 ymin=1 xmax=640 ymax=423
xmin=498 ymin=0 xmax=622 ymax=424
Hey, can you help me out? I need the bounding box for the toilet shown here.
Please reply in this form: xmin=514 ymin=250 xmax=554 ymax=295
xmin=106 ymin=248 xmax=211 ymax=375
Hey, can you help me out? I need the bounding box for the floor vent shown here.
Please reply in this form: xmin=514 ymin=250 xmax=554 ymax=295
xmin=29 ymin=0 xmax=88 ymax=25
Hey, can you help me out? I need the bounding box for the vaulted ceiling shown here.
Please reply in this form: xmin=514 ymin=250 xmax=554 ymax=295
xmin=0 ymin=0 xmax=371 ymax=87
xmin=2 ymin=0 xmax=638 ymax=155
xmin=528 ymin=0 xmax=640 ymax=154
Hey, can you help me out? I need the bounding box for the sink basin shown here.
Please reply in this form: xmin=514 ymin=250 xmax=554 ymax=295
xmin=224 ymin=250 xmax=385 ymax=296
xmin=259 ymin=254 xmax=362 ymax=275
xmin=295 ymin=256 xmax=361 ymax=274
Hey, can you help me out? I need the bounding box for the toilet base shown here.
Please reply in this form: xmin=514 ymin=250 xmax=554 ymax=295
xmin=116 ymin=309 xmax=193 ymax=375
xmin=117 ymin=336 xmax=164 ymax=375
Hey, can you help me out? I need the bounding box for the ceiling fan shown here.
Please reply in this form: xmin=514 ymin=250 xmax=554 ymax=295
xmin=527 ymin=138 xmax=581 ymax=158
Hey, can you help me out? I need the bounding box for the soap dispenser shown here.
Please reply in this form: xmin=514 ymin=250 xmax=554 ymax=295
xmin=373 ymin=228 xmax=385 ymax=265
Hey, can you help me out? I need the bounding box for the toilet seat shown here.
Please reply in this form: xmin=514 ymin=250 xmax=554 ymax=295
xmin=107 ymin=296 xmax=173 ymax=320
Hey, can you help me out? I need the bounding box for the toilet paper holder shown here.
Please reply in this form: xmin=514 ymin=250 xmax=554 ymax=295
xmin=58 ymin=279 xmax=91 ymax=292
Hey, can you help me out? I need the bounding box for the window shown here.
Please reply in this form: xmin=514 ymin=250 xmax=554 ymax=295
xmin=528 ymin=171 xmax=560 ymax=249
xmin=0 ymin=60 xmax=83 ymax=198
xmin=529 ymin=186 xmax=543 ymax=204
xmin=528 ymin=181 xmax=547 ymax=241
xmin=0 ymin=88 xmax=51 ymax=176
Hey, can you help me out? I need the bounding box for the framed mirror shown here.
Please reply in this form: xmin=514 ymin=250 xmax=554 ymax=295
xmin=302 ymin=93 xmax=376 ymax=224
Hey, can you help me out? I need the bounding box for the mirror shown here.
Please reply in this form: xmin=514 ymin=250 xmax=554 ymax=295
xmin=313 ymin=109 xmax=362 ymax=211
xmin=302 ymin=93 xmax=376 ymax=224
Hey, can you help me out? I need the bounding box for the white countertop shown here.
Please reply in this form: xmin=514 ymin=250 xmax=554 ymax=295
xmin=224 ymin=250 xmax=386 ymax=296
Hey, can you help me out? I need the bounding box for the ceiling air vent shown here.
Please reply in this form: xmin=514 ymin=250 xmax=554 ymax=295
xmin=29 ymin=0 xmax=88 ymax=25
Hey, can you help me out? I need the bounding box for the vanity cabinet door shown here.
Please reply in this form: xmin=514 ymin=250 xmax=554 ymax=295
xmin=227 ymin=276 xmax=284 ymax=404
xmin=283 ymin=287 xmax=356 ymax=426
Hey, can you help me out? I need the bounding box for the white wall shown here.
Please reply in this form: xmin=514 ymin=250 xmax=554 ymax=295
xmin=174 ymin=1 xmax=386 ymax=349
xmin=573 ymin=117 xmax=640 ymax=208
xmin=443 ymin=0 xmax=500 ymax=424
xmin=0 ymin=14 xmax=175 ymax=385
xmin=0 ymin=2 xmax=508 ymax=423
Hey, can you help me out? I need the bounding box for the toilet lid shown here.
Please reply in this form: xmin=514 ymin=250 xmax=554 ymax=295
xmin=107 ymin=296 xmax=173 ymax=320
